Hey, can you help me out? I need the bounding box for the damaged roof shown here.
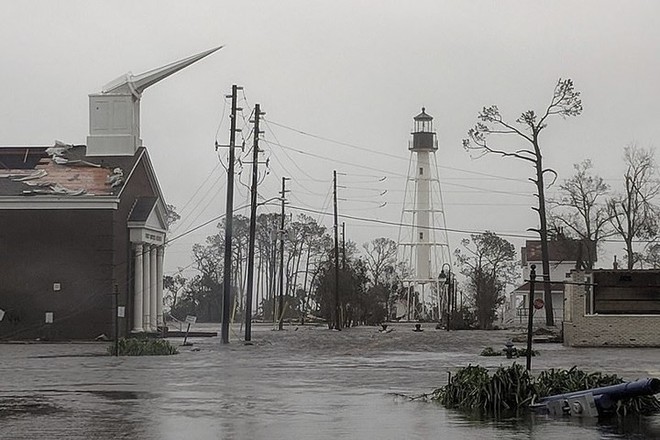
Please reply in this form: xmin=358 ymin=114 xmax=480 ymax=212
xmin=0 ymin=143 xmax=139 ymax=197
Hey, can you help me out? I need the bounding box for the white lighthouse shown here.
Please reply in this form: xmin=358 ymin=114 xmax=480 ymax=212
xmin=397 ymin=108 xmax=451 ymax=320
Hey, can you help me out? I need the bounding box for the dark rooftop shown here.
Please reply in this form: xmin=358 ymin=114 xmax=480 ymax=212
xmin=524 ymin=239 xmax=597 ymax=263
xmin=413 ymin=107 xmax=433 ymax=121
xmin=0 ymin=144 xmax=140 ymax=198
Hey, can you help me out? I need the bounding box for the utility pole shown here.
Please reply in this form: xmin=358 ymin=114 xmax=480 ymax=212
xmin=245 ymin=103 xmax=264 ymax=342
xmin=271 ymin=231 xmax=277 ymax=323
xmin=220 ymin=84 xmax=241 ymax=344
xmin=341 ymin=222 xmax=346 ymax=270
xmin=333 ymin=170 xmax=341 ymax=330
xmin=278 ymin=177 xmax=290 ymax=331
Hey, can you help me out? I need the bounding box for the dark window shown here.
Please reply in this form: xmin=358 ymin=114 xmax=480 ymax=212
xmin=593 ymin=272 xmax=660 ymax=314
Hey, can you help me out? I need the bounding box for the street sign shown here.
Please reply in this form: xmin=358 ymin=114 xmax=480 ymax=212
xmin=533 ymin=298 xmax=545 ymax=310
xmin=185 ymin=315 xmax=197 ymax=324
xmin=117 ymin=306 xmax=125 ymax=318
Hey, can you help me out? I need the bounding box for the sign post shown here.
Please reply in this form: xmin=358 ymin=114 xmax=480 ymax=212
xmin=113 ymin=284 xmax=119 ymax=357
xmin=182 ymin=315 xmax=197 ymax=346
xmin=526 ymin=265 xmax=538 ymax=371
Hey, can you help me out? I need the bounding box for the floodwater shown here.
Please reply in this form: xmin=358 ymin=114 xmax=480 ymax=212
xmin=1 ymin=323 xmax=659 ymax=439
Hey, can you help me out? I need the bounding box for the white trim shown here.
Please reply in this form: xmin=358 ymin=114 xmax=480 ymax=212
xmin=127 ymin=222 xmax=166 ymax=234
xmin=0 ymin=197 xmax=118 ymax=209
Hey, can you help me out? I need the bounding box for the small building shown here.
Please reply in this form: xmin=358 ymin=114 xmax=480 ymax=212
xmin=564 ymin=269 xmax=660 ymax=346
xmin=0 ymin=48 xmax=220 ymax=340
xmin=504 ymin=239 xmax=595 ymax=327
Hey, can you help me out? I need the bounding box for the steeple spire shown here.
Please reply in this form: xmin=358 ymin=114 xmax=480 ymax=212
xmin=87 ymin=46 xmax=223 ymax=157
xmin=101 ymin=46 xmax=223 ymax=97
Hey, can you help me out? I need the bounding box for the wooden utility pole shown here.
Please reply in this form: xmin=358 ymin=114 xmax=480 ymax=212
xmin=220 ymin=84 xmax=241 ymax=344
xmin=333 ymin=170 xmax=341 ymax=330
xmin=278 ymin=177 xmax=289 ymax=330
xmin=245 ymin=103 xmax=264 ymax=342
xmin=271 ymin=231 xmax=277 ymax=323
xmin=341 ymin=222 xmax=346 ymax=270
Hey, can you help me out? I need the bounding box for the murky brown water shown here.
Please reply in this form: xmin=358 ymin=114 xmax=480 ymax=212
xmin=1 ymin=323 xmax=659 ymax=439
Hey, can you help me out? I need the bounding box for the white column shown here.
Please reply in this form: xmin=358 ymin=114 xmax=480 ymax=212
xmin=143 ymin=244 xmax=152 ymax=331
xmin=150 ymin=246 xmax=158 ymax=331
xmin=132 ymin=243 xmax=144 ymax=332
xmin=156 ymin=246 xmax=164 ymax=327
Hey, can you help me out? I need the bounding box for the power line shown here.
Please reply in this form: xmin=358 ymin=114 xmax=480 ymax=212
xmin=262 ymin=120 xmax=327 ymax=183
xmin=173 ymin=174 xmax=225 ymax=234
xmin=265 ymin=118 xmax=527 ymax=183
xmin=286 ymin=203 xmax=537 ymax=239
xmin=265 ymin=138 xmax=539 ymax=199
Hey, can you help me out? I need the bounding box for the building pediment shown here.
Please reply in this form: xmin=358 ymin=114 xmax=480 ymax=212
xmin=128 ymin=196 xmax=166 ymax=245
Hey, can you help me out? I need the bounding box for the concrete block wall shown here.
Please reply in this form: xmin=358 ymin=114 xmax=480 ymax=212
xmin=564 ymin=271 xmax=660 ymax=347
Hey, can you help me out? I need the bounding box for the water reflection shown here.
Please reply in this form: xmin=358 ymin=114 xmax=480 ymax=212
xmin=447 ymin=408 xmax=660 ymax=440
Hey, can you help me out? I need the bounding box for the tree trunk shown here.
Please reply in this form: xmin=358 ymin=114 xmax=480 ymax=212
xmin=534 ymin=140 xmax=555 ymax=327
xmin=627 ymin=238 xmax=635 ymax=269
xmin=300 ymin=245 xmax=312 ymax=325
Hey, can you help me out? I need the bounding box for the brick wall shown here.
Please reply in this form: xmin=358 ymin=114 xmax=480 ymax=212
xmin=564 ymin=271 xmax=660 ymax=347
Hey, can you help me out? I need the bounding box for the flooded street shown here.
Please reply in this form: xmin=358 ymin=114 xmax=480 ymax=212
xmin=1 ymin=323 xmax=660 ymax=439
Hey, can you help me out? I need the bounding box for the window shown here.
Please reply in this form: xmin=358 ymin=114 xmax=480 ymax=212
xmin=419 ymin=232 xmax=424 ymax=240
xmin=592 ymin=271 xmax=660 ymax=314
xmin=419 ymin=167 xmax=424 ymax=175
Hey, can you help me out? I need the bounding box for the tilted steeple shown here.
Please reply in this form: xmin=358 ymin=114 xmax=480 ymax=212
xmin=86 ymin=46 xmax=223 ymax=156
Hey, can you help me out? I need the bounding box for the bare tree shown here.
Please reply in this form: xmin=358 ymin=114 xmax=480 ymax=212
xmin=363 ymin=237 xmax=399 ymax=319
xmin=463 ymin=78 xmax=582 ymax=326
xmin=642 ymin=243 xmax=660 ymax=268
xmin=362 ymin=237 xmax=398 ymax=286
xmin=549 ymin=160 xmax=612 ymax=269
xmin=608 ymin=144 xmax=660 ymax=269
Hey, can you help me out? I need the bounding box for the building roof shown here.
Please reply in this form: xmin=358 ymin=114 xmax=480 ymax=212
xmin=413 ymin=107 xmax=433 ymax=121
xmin=0 ymin=144 xmax=140 ymax=198
xmin=523 ymin=239 xmax=597 ymax=264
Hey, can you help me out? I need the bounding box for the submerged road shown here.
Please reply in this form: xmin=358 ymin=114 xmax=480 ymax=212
xmin=1 ymin=323 xmax=659 ymax=439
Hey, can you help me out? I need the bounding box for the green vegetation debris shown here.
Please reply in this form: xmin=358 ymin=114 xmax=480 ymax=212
xmin=108 ymin=338 xmax=178 ymax=356
xmin=479 ymin=346 xmax=502 ymax=356
xmin=479 ymin=346 xmax=539 ymax=357
xmin=429 ymin=364 xmax=660 ymax=416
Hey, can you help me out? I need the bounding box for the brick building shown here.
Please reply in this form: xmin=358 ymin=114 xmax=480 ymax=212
xmin=0 ymin=48 xmax=220 ymax=340
xmin=0 ymin=144 xmax=167 ymax=340
xmin=564 ymin=269 xmax=660 ymax=347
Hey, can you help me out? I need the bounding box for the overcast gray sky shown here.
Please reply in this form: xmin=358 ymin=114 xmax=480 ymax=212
xmin=2 ymin=1 xmax=659 ymax=275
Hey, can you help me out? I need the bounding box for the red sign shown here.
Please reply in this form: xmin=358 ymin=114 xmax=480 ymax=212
xmin=533 ymin=298 xmax=545 ymax=310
